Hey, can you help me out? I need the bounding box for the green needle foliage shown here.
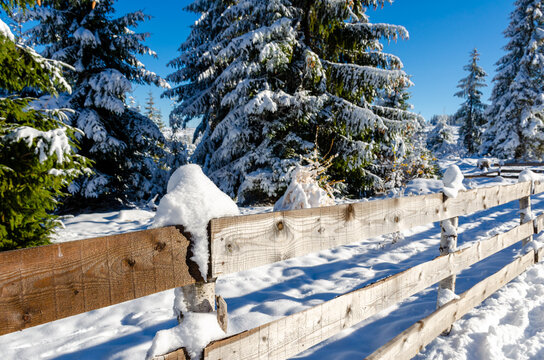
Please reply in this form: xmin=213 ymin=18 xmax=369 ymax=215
xmin=1 ymin=0 xmax=89 ymax=250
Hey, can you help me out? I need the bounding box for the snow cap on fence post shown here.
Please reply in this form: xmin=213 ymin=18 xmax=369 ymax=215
xmin=151 ymin=164 xmax=240 ymax=280
xmin=442 ymin=165 xmax=465 ymax=198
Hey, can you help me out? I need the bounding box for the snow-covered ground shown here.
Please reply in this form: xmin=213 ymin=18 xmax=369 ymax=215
xmin=1 ymin=158 xmax=544 ymax=360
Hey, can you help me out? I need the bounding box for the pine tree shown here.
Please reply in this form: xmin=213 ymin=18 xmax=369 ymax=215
xmin=482 ymin=0 xmax=544 ymax=159
xmin=23 ymin=0 xmax=174 ymax=207
xmin=145 ymin=91 xmax=163 ymax=129
xmin=454 ymin=48 xmax=487 ymax=155
xmin=1 ymin=0 xmax=88 ymax=250
xmin=167 ymin=0 xmax=434 ymax=204
xmin=426 ymin=116 xmax=456 ymax=156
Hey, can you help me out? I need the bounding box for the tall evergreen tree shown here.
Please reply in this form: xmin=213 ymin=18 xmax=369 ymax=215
xmin=454 ymin=48 xmax=487 ymax=154
xmin=167 ymin=0 xmax=434 ymax=204
xmin=23 ymin=0 xmax=173 ymax=207
xmin=1 ymin=0 xmax=88 ymax=250
xmin=145 ymin=91 xmax=163 ymax=129
xmin=482 ymin=0 xmax=544 ymax=159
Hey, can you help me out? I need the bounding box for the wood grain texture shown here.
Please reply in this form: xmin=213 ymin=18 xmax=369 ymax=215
xmin=365 ymin=251 xmax=536 ymax=360
xmin=210 ymin=182 xmax=532 ymax=277
xmin=199 ymin=222 xmax=533 ymax=360
xmin=0 ymin=226 xmax=198 ymax=335
xmin=533 ymin=180 xmax=544 ymax=195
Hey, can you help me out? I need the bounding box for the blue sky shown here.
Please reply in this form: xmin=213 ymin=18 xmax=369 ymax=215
xmin=119 ymin=0 xmax=515 ymax=126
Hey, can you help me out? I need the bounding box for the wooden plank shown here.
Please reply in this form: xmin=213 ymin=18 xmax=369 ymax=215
xmin=53 ymin=241 xmax=85 ymax=320
xmin=0 ymin=226 xmax=198 ymax=336
xmin=365 ymin=251 xmax=535 ymax=360
xmin=533 ymin=180 xmax=544 ymax=195
xmin=210 ymin=182 xmax=531 ymax=277
xmin=199 ymin=222 xmax=533 ymax=360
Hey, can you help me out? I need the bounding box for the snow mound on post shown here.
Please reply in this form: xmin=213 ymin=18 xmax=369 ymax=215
xmin=146 ymin=312 xmax=226 ymax=360
xmin=151 ymin=164 xmax=239 ymax=279
xmin=518 ymin=169 xmax=544 ymax=184
xmin=274 ymin=165 xmax=335 ymax=211
xmin=442 ymin=165 xmax=466 ymax=198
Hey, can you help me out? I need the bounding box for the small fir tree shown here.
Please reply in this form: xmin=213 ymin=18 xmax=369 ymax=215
xmin=23 ymin=0 xmax=175 ymax=206
xmin=482 ymin=0 xmax=544 ymax=159
xmin=145 ymin=91 xmax=163 ymax=129
xmin=454 ymin=48 xmax=487 ymax=155
xmin=426 ymin=116 xmax=456 ymax=156
xmin=1 ymin=0 xmax=88 ymax=250
xmin=167 ymin=0 xmax=434 ymax=204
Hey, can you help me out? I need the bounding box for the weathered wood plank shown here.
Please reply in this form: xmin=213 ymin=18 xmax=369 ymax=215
xmin=534 ymin=180 xmax=544 ymax=195
xmin=210 ymin=182 xmax=531 ymax=277
xmin=0 ymin=226 xmax=198 ymax=336
xmin=199 ymin=222 xmax=533 ymax=360
xmin=365 ymin=251 xmax=535 ymax=360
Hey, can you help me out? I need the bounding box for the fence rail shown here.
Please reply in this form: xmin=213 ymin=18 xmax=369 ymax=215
xmin=1 ymin=180 xmax=543 ymax=360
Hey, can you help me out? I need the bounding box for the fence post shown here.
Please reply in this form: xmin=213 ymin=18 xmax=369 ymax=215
xmin=520 ymin=184 xmax=533 ymax=246
xmin=176 ymin=282 xmax=216 ymax=323
xmin=436 ymin=215 xmax=458 ymax=334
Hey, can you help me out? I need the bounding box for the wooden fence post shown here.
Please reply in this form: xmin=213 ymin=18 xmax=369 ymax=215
xmin=520 ymin=184 xmax=533 ymax=246
xmin=437 ymin=215 xmax=458 ymax=334
xmin=176 ymin=282 xmax=216 ymax=323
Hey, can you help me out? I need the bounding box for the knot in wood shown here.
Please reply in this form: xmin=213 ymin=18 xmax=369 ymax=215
xmin=22 ymin=312 xmax=31 ymax=323
xmin=276 ymin=221 xmax=284 ymax=231
xmin=126 ymin=258 xmax=136 ymax=267
xmin=154 ymin=241 xmax=166 ymax=252
xmin=226 ymin=243 xmax=233 ymax=253
xmin=346 ymin=204 xmax=355 ymax=221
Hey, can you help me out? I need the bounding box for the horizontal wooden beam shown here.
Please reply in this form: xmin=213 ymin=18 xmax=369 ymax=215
xmin=161 ymin=221 xmax=531 ymax=360
xmin=0 ymin=226 xmax=201 ymax=336
xmin=210 ymin=182 xmax=532 ymax=277
xmin=533 ymin=180 xmax=544 ymax=195
xmin=365 ymin=251 xmax=535 ymax=360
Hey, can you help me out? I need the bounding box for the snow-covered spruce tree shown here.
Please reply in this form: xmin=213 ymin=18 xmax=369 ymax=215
xmin=454 ymin=48 xmax=487 ymax=155
xmin=482 ymin=0 xmax=544 ymax=159
xmin=167 ymin=0 xmax=434 ymax=204
xmin=1 ymin=1 xmax=88 ymax=250
xmin=23 ymin=0 xmax=175 ymax=207
xmin=145 ymin=91 xmax=163 ymax=129
xmin=426 ymin=116 xmax=456 ymax=156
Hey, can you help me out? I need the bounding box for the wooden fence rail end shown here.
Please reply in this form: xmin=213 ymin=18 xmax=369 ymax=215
xmin=0 ymin=226 xmax=200 ymax=336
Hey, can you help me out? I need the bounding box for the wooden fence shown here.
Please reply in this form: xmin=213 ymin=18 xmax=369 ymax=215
xmin=466 ymin=161 xmax=544 ymax=179
xmin=1 ymin=180 xmax=544 ymax=360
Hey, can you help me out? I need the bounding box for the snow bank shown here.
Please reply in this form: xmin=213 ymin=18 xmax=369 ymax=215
xmin=146 ymin=312 xmax=226 ymax=360
xmin=442 ymin=165 xmax=466 ymax=198
xmin=0 ymin=19 xmax=14 ymax=41
xmin=152 ymin=165 xmax=239 ymax=279
xmin=274 ymin=165 xmax=335 ymax=211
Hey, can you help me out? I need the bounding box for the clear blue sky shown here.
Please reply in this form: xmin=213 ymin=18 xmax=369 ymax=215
xmin=117 ymin=0 xmax=515 ymax=126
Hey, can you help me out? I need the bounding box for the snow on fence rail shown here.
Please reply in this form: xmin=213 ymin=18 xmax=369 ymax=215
xmin=1 ymin=181 xmax=543 ymax=360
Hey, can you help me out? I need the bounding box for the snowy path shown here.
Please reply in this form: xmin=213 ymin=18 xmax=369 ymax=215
xmin=1 ymin=170 xmax=544 ymax=359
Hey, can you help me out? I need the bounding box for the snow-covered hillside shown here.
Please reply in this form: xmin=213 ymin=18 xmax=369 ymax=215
xmin=1 ymin=158 xmax=543 ymax=359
